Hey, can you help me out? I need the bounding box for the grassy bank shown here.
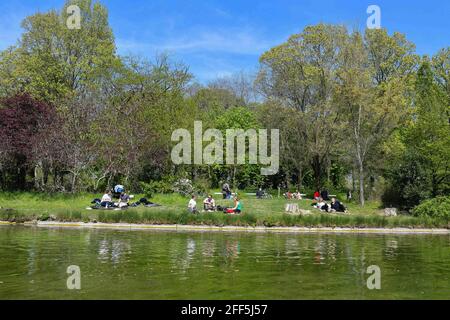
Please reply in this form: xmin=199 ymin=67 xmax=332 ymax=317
xmin=0 ymin=192 xmax=449 ymax=229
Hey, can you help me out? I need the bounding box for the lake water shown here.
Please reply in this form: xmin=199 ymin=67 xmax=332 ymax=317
xmin=0 ymin=225 xmax=449 ymax=299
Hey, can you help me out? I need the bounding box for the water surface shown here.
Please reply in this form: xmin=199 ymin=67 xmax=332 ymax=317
xmin=0 ymin=226 xmax=449 ymax=299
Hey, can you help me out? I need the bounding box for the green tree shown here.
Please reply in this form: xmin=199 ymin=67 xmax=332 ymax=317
xmin=336 ymin=29 xmax=417 ymax=206
xmin=0 ymin=0 xmax=119 ymax=103
xmin=384 ymin=60 xmax=450 ymax=209
xmin=215 ymin=107 xmax=262 ymax=189
xmin=256 ymin=24 xmax=347 ymax=190
xmin=407 ymin=61 xmax=449 ymax=197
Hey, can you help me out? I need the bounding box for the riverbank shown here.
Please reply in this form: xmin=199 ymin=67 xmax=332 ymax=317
xmin=2 ymin=208 xmax=449 ymax=229
xmin=1 ymin=193 xmax=449 ymax=229
xmin=12 ymin=221 xmax=450 ymax=234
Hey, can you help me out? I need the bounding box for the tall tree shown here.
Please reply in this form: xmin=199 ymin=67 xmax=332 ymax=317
xmin=408 ymin=61 xmax=450 ymax=197
xmin=0 ymin=0 xmax=119 ymax=103
xmin=256 ymin=24 xmax=347 ymax=189
xmin=336 ymin=29 xmax=416 ymax=206
xmin=0 ymin=94 xmax=59 ymax=190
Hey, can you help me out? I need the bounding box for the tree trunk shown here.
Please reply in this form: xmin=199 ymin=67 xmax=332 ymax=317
xmin=358 ymin=161 xmax=365 ymax=207
xmin=352 ymin=167 xmax=356 ymax=194
xmin=297 ymin=167 xmax=303 ymax=191
xmin=71 ymin=172 xmax=78 ymax=193
xmin=312 ymin=155 xmax=322 ymax=191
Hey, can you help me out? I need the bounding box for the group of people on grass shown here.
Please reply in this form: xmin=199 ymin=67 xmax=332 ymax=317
xmin=188 ymin=194 xmax=242 ymax=215
xmin=99 ymin=185 xmax=132 ymax=208
xmin=92 ymin=185 xmax=159 ymax=210
xmin=94 ymin=183 xmax=346 ymax=215
xmin=284 ymin=191 xmax=303 ymax=200
xmin=313 ymin=196 xmax=347 ymax=213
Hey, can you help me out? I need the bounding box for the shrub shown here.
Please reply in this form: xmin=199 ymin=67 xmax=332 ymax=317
xmin=172 ymin=179 xmax=205 ymax=197
xmin=172 ymin=179 xmax=194 ymax=197
xmin=141 ymin=180 xmax=173 ymax=197
xmin=412 ymin=196 xmax=450 ymax=220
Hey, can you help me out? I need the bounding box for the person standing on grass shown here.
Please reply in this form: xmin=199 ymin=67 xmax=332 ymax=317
xmin=347 ymin=190 xmax=352 ymax=201
xmin=188 ymin=195 xmax=198 ymax=214
xmin=256 ymin=188 xmax=263 ymax=199
xmin=222 ymin=182 xmax=232 ymax=199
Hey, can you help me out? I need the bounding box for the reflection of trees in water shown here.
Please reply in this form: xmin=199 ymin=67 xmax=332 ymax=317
xmin=97 ymin=238 xmax=132 ymax=265
xmin=223 ymin=240 xmax=240 ymax=265
xmin=179 ymin=238 xmax=196 ymax=272
xmin=27 ymin=244 xmax=37 ymax=277
xmin=285 ymin=238 xmax=299 ymax=256
xmin=313 ymin=238 xmax=324 ymax=265
xmin=201 ymin=240 xmax=216 ymax=258
xmin=168 ymin=237 xmax=198 ymax=274
xmin=3 ymin=228 xmax=450 ymax=299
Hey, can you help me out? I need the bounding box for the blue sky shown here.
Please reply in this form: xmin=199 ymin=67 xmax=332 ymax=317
xmin=0 ymin=0 xmax=449 ymax=82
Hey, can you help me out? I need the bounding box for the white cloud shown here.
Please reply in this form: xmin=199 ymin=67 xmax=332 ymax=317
xmin=116 ymin=26 xmax=278 ymax=56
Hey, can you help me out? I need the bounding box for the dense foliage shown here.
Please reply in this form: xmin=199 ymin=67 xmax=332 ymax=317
xmin=412 ymin=196 xmax=450 ymax=220
xmin=0 ymin=0 xmax=448 ymax=212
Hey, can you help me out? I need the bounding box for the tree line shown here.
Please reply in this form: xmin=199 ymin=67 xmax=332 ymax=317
xmin=0 ymin=0 xmax=448 ymax=209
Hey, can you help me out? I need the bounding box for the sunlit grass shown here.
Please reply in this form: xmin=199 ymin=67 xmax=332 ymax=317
xmin=0 ymin=192 xmax=448 ymax=228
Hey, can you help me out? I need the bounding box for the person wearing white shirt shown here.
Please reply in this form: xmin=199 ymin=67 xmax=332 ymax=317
xmin=100 ymin=190 xmax=113 ymax=208
xmin=188 ymin=195 xmax=197 ymax=213
xmin=315 ymin=198 xmax=329 ymax=212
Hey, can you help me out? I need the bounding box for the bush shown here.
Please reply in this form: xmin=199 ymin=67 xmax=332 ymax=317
xmin=412 ymin=196 xmax=450 ymax=220
xmin=172 ymin=179 xmax=206 ymax=197
xmin=141 ymin=180 xmax=174 ymax=197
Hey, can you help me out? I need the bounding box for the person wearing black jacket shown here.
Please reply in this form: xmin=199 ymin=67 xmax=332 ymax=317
xmin=321 ymin=190 xmax=330 ymax=201
xmin=330 ymin=198 xmax=345 ymax=213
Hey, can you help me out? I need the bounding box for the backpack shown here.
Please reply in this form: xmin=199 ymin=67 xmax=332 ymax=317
xmin=114 ymin=185 xmax=125 ymax=193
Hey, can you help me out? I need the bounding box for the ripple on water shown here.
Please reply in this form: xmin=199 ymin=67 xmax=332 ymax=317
xmin=0 ymin=226 xmax=449 ymax=299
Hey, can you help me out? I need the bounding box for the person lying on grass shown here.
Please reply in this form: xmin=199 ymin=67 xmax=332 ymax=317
xmin=330 ymin=197 xmax=347 ymax=213
xmin=314 ymin=197 xmax=330 ymax=212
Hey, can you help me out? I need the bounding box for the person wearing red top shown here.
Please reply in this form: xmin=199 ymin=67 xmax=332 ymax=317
xmin=313 ymin=191 xmax=320 ymax=201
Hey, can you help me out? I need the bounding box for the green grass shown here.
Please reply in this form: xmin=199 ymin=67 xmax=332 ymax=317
xmin=0 ymin=192 xmax=448 ymax=229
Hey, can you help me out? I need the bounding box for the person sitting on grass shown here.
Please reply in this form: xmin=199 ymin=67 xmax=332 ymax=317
xmin=117 ymin=192 xmax=130 ymax=208
xmin=293 ymin=190 xmax=302 ymax=200
xmin=314 ymin=190 xmax=321 ymax=201
xmin=284 ymin=191 xmax=293 ymax=200
xmin=188 ymin=195 xmax=198 ymax=214
xmin=203 ymin=195 xmax=216 ymax=212
xmin=100 ymin=190 xmax=114 ymax=208
xmin=229 ymin=197 xmax=242 ymax=214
